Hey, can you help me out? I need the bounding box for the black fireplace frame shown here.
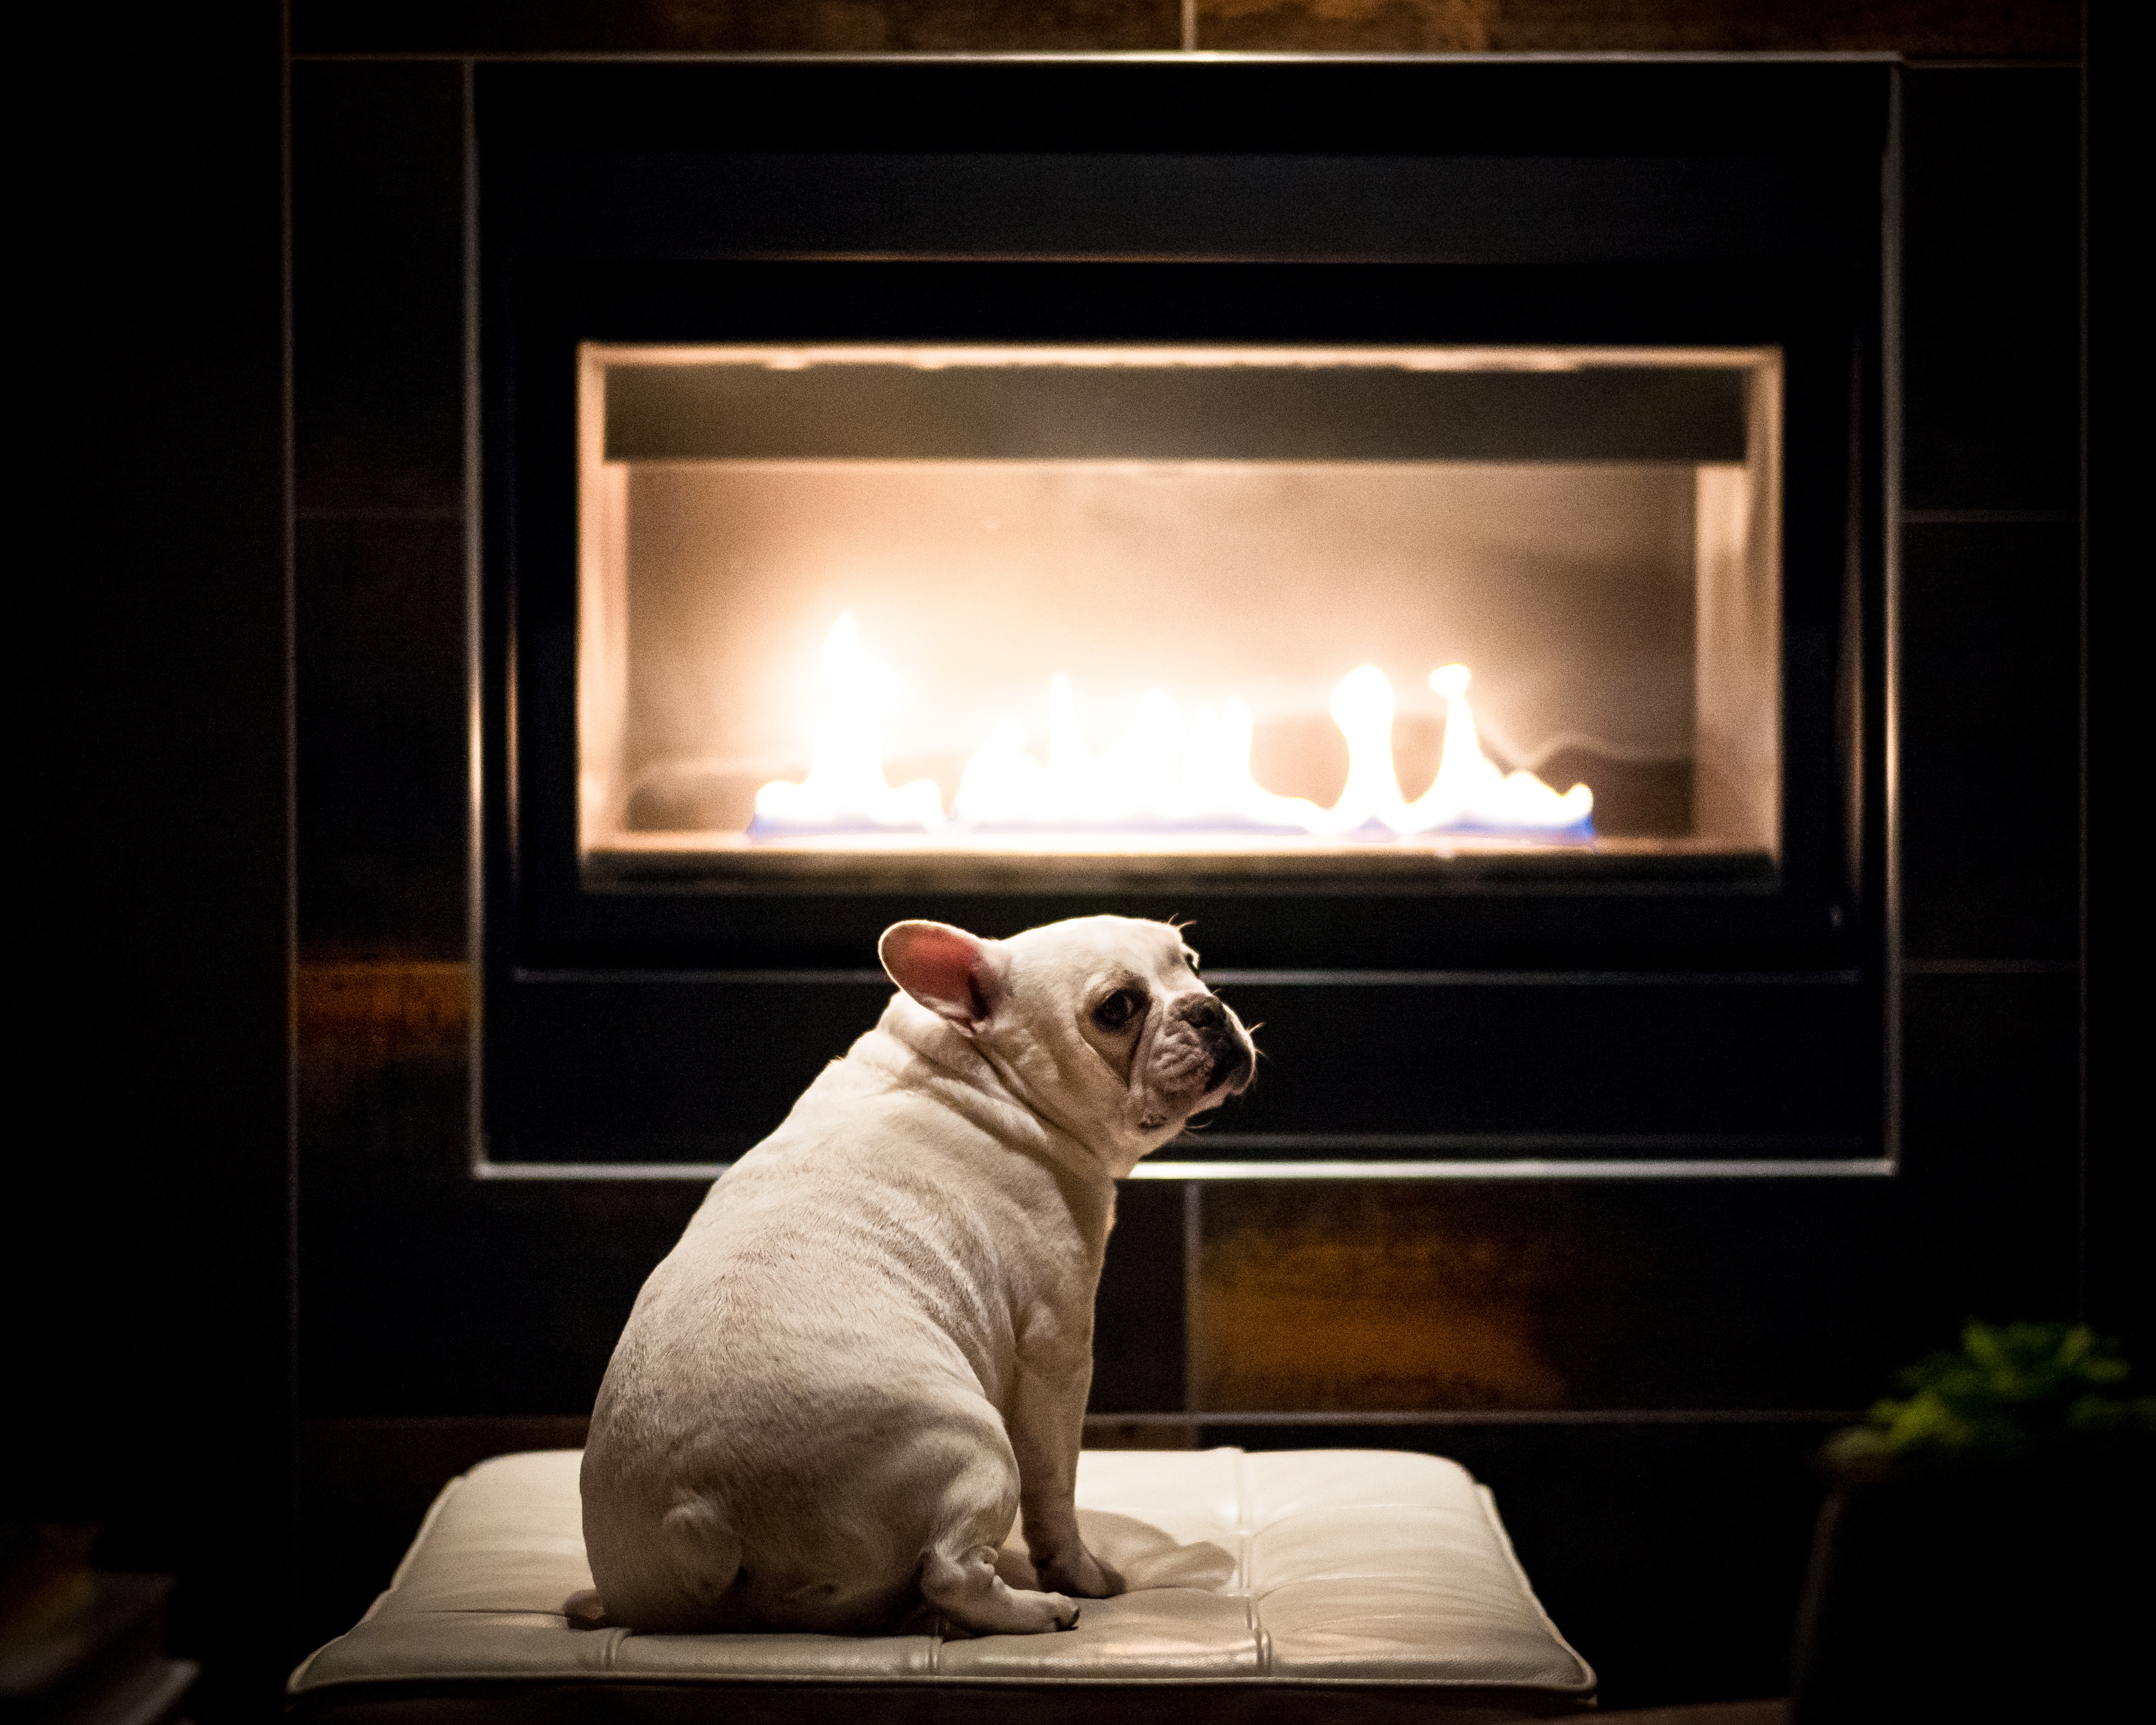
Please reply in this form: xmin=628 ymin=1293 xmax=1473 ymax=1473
xmin=474 ymin=55 xmax=1899 ymax=1178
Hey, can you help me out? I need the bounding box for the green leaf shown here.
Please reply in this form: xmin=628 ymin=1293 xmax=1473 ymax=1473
xmin=1825 ymin=1319 xmax=2150 ymax=1481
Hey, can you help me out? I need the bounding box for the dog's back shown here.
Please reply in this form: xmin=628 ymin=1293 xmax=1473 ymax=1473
xmin=579 ymin=1029 xmax=1085 ymax=1632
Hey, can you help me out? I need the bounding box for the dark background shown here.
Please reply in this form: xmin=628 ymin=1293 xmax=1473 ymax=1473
xmin=18 ymin=4 xmax=2116 ymax=1720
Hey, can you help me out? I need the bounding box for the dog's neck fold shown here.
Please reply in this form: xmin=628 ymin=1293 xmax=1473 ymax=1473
xmin=864 ymin=993 xmax=1141 ymax=1181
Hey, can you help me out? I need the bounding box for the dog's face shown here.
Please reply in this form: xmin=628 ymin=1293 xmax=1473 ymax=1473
xmin=880 ymin=915 xmax=1256 ymax=1173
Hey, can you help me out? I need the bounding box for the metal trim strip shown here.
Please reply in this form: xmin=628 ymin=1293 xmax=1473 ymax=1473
xmin=474 ymin=1156 xmax=1894 ymax=1182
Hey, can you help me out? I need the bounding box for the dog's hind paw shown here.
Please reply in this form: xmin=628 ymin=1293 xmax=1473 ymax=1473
xmin=562 ymin=1588 xmax=611 ymax=1630
xmin=922 ymin=1545 xmax=1082 ymax=1635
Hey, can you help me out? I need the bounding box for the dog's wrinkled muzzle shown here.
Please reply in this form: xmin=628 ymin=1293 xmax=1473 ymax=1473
xmin=1184 ymin=995 xmax=1256 ymax=1097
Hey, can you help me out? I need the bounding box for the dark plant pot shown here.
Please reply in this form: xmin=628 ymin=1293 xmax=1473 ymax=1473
xmin=1790 ymin=1464 xmax=2150 ymax=1721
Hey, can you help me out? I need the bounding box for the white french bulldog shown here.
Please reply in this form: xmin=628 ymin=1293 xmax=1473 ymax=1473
xmin=573 ymin=914 xmax=1255 ymax=1637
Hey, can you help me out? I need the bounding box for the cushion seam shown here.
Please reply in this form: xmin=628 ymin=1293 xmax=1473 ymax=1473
xmin=1234 ymin=1447 xmax=1267 ymax=1672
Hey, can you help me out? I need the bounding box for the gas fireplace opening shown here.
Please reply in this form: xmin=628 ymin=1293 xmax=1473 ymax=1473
xmin=577 ymin=343 xmax=1780 ymax=885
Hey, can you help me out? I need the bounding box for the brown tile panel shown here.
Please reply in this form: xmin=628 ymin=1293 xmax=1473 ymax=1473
xmin=301 ymin=960 xmax=469 ymax=1052
xmin=299 ymin=961 xmax=477 ymax=1210
xmin=1198 ymin=0 xmax=1494 ymax=52
xmin=295 ymin=1 xmax=1181 ymax=54
xmin=1476 ymin=0 xmax=2078 ymax=56
xmin=1191 ymin=1180 xmax=1904 ymax=1415
xmin=1194 ymin=1183 xmax=1571 ymax=1409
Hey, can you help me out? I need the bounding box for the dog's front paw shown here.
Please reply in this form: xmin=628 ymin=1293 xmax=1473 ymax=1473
xmin=562 ymin=1588 xmax=611 ymax=1630
xmin=1035 ymin=1545 xmax=1125 ymax=1599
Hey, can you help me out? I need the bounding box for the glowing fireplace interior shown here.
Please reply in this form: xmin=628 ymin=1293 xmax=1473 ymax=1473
xmin=578 ymin=343 xmax=1780 ymax=881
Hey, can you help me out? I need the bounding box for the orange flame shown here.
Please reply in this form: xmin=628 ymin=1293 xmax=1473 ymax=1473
xmin=749 ymin=615 xmax=945 ymax=832
xmin=751 ymin=615 xmax=1591 ymax=841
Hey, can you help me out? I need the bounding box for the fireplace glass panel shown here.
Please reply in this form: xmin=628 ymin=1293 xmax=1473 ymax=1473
xmin=577 ymin=345 xmax=1780 ymax=882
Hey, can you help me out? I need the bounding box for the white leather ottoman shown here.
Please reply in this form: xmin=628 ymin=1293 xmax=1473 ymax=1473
xmin=289 ymin=1448 xmax=1595 ymax=1723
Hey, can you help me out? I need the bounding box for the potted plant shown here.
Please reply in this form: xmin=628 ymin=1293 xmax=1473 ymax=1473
xmin=1790 ymin=1322 xmax=2154 ymax=1721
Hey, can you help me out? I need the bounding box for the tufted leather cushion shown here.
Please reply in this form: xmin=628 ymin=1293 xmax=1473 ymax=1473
xmin=288 ymin=1449 xmax=1594 ymax=1722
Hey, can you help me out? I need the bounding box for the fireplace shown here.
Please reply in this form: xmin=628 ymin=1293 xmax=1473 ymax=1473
xmin=479 ymin=57 xmax=1889 ymax=1173
xmin=578 ymin=342 xmax=1780 ymax=878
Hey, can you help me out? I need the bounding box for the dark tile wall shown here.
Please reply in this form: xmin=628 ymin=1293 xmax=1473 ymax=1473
xmin=1899 ymin=521 xmax=2080 ymax=960
xmin=296 ymin=516 xmax=467 ymax=956
xmin=1901 ymin=68 xmax=2082 ymax=517
xmin=292 ymin=63 xmax=464 ymax=515
xmin=289 ymin=19 xmax=2088 ymax=1708
xmin=1898 ymin=970 xmax=2082 ymax=1317
xmin=293 ymin=62 xmax=469 ymax=960
xmin=33 ymin=6 xmax=295 ymax=1716
xmin=1890 ymin=66 xmax=2087 ymax=1369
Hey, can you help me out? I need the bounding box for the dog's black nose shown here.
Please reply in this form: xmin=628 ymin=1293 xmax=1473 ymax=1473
xmin=1184 ymin=995 xmax=1227 ymax=1032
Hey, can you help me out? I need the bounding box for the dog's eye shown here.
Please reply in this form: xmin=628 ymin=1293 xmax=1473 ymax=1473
xmin=1092 ymin=988 xmax=1145 ymax=1032
xmin=1183 ymin=950 xmax=1202 ymax=975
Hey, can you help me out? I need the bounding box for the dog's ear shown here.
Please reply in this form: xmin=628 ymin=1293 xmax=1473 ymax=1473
xmin=879 ymin=920 xmax=1010 ymax=1034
